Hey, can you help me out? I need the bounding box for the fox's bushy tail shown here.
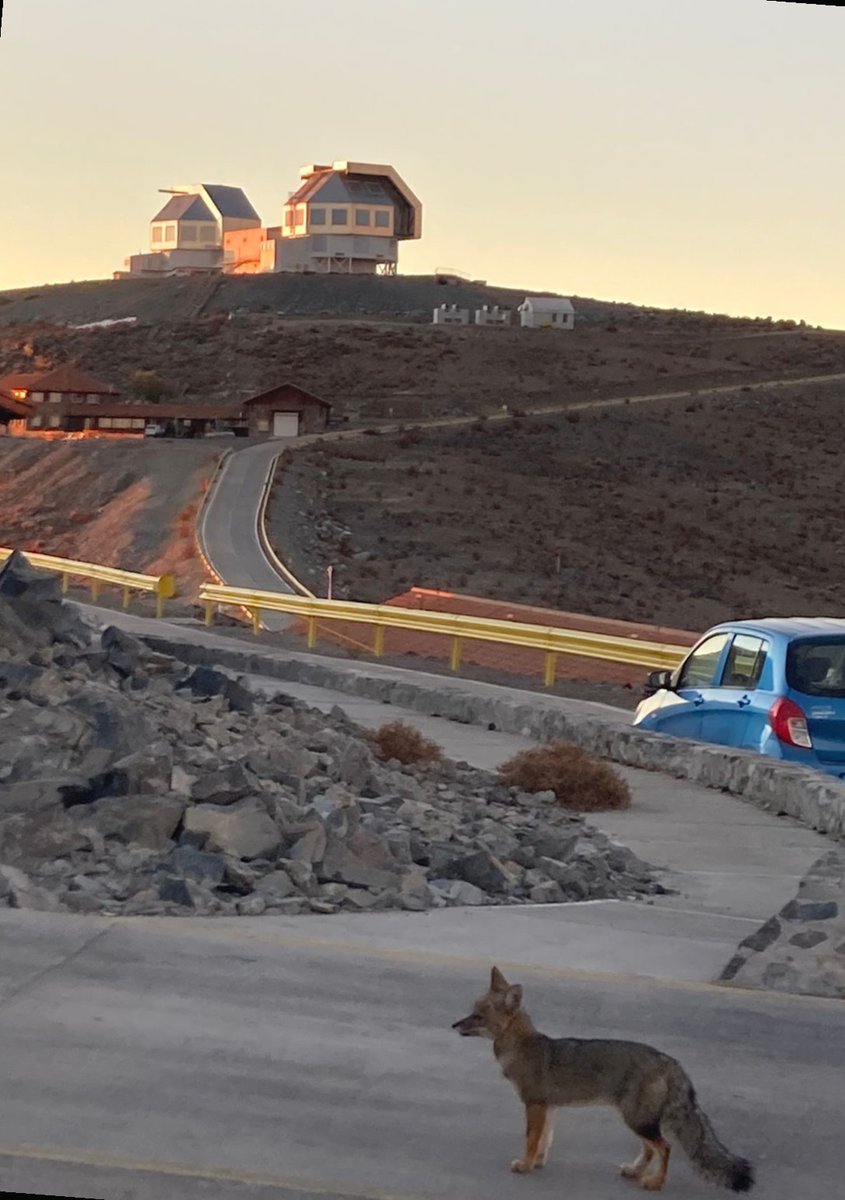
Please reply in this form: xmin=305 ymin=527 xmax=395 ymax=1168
xmin=663 ymin=1072 xmax=754 ymax=1192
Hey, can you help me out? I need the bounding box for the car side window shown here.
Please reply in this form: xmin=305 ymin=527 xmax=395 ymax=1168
xmin=719 ymin=634 xmax=767 ymax=690
xmin=676 ymin=633 xmax=731 ymax=689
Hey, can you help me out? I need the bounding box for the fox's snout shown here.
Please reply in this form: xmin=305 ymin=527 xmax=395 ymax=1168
xmin=452 ymin=1013 xmax=483 ymax=1036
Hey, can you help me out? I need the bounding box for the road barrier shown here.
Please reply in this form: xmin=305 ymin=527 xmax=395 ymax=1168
xmin=198 ymin=582 xmax=686 ymax=685
xmin=0 ymin=548 xmax=176 ymax=617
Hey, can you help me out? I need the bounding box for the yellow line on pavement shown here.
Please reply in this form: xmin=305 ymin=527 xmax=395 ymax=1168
xmin=110 ymin=917 xmax=838 ymax=1009
xmin=0 ymin=1142 xmax=424 ymax=1200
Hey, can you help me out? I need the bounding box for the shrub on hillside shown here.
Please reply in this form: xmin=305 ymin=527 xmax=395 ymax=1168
xmin=369 ymin=720 xmax=443 ymax=765
xmin=130 ymin=370 xmax=171 ymax=402
xmin=498 ymin=742 xmax=631 ymax=812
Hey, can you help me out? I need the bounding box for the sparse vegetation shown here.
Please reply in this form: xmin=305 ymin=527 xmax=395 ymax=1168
xmin=498 ymin=742 xmax=631 ymax=812
xmin=272 ymin=380 xmax=845 ymax=630
xmin=130 ymin=369 xmax=171 ymax=402
xmin=369 ymin=720 xmax=443 ymax=765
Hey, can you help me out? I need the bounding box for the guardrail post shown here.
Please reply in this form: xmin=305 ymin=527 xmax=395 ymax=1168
xmin=204 ymin=601 xmax=215 ymax=627
xmin=251 ymin=608 xmax=261 ymax=636
xmin=543 ymin=652 xmax=557 ymax=688
xmin=450 ymin=636 xmax=462 ymax=673
xmin=90 ymin=579 xmax=101 ymax=602
xmin=122 ymin=586 xmax=131 ymax=610
xmin=373 ymin=626 xmax=385 ymax=657
xmin=307 ymin=617 xmax=317 ymax=649
xmin=61 ymin=573 xmax=70 ymax=595
xmin=156 ymin=573 xmax=175 ymax=619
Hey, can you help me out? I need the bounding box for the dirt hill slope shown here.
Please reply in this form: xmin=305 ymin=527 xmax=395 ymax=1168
xmin=1 ymin=274 xmax=844 ymax=630
xmin=0 ymin=440 xmax=220 ymax=594
xmin=269 ymin=378 xmax=845 ymax=631
xmin=1 ymin=305 xmax=842 ymax=422
xmin=0 ymin=274 xmax=653 ymax=328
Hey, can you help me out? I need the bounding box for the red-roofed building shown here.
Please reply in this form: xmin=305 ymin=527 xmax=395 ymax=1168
xmin=0 ymin=365 xmax=331 ymax=439
xmin=0 ymin=388 xmax=34 ymax=428
xmin=241 ymin=382 xmax=331 ymax=437
xmin=0 ymin=364 xmax=120 ymax=434
xmin=0 ymin=372 xmax=45 ymax=400
xmin=24 ymin=364 xmax=119 ymax=403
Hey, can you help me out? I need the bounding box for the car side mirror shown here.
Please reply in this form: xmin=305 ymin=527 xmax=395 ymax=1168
xmin=642 ymin=668 xmax=673 ymax=699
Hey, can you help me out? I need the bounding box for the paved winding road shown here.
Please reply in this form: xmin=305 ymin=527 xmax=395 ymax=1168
xmin=198 ymin=439 xmax=297 ymax=631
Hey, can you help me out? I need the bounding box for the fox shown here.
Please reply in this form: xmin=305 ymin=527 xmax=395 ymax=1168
xmin=452 ymin=967 xmax=754 ymax=1193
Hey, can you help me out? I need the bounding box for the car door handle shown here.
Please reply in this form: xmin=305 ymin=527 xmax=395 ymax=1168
xmin=692 ymin=694 xmax=704 ymax=706
xmin=737 ymin=695 xmax=751 ymax=708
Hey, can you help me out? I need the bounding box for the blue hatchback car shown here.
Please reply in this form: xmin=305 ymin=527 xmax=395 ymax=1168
xmin=633 ymin=618 xmax=845 ymax=780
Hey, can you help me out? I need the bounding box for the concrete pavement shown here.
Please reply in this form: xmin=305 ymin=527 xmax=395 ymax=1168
xmin=2 ymin=906 xmax=844 ymax=1200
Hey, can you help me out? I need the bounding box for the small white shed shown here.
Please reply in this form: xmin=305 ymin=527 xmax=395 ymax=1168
xmin=433 ymin=304 xmax=470 ymax=325
xmin=474 ymin=304 xmax=511 ymax=327
xmin=518 ymin=296 xmax=575 ymax=330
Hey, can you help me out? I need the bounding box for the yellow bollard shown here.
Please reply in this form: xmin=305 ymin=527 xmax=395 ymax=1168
xmin=373 ymin=626 xmax=385 ymax=657
xmin=544 ymin=652 xmax=557 ymax=688
xmin=307 ymin=617 xmax=317 ymax=649
xmin=155 ymin=573 xmax=175 ymax=620
xmin=450 ymin=636 xmax=462 ymax=673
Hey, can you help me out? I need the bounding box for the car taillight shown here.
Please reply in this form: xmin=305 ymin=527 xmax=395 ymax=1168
xmin=769 ymin=697 xmax=813 ymax=749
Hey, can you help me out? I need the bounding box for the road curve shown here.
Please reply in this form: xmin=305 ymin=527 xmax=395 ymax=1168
xmin=198 ymin=439 xmax=297 ymax=631
xmin=196 ymin=367 xmax=845 ymax=639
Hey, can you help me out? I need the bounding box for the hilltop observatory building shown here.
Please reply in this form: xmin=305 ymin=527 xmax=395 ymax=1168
xmin=118 ymin=161 xmax=422 ymax=279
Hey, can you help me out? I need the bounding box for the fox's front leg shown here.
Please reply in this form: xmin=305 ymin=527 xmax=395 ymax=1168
xmin=536 ymin=1109 xmax=555 ymax=1168
xmin=511 ymin=1103 xmax=549 ymax=1173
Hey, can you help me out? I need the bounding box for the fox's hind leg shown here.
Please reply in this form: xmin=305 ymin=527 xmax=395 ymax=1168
xmin=536 ymin=1110 xmax=556 ymax=1168
xmin=619 ymin=1115 xmax=671 ymax=1191
xmin=638 ymin=1137 xmax=670 ymax=1192
xmin=620 ymin=1140 xmax=655 ymax=1181
xmin=511 ymin=1103 xmax=549 ymax=1173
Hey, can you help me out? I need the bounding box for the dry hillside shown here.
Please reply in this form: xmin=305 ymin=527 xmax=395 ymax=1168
xmin=0 ymin=439 xmax=220 ymax=593
xmin=1 ymin=275 xmax=841 ymax=423
xmin=2 ymin=274 xmax=845 ymax=632
xmin=268 ymin=379 xmax=845 ymax=632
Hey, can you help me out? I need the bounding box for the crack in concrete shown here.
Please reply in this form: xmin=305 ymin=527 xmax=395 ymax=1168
xmin=0 ymin=922 xmax=113 ymax=1011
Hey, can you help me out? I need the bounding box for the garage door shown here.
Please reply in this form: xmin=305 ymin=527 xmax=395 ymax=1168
xmin=272 ymin=411 xmax=299 ymax=438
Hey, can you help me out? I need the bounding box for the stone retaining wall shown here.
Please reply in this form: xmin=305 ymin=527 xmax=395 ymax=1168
xmin=720 ymin=849 xmax=845 ymax=999
xmin=139 ymin=632 xmax=845 ymax=842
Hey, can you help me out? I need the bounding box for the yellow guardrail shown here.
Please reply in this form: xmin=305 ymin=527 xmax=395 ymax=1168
xmin=0 ymin=549 xmax=176 ymax=618
xmin=198 ymin=582 xmax=687 ymax=686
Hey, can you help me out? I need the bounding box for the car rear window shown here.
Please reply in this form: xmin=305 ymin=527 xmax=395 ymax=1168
xmin=786 ymin=638 xmax=845 ymax=698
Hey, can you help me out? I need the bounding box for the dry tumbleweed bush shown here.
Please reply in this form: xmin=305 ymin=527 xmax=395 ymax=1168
xmin=498 ymin=742 xmax=631 ymax=812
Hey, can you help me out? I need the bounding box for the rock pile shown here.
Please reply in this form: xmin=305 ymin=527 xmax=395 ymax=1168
xmin=0 ymin=552 xmax=660 ymax=917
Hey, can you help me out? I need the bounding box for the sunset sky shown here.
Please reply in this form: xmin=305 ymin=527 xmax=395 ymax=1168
xmin=1 ymin=0 xmax=843 ymax=327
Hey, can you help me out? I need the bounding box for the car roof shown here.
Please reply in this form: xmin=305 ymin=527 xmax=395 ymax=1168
xmin=709 ymin=617 xmax=845 ymax=640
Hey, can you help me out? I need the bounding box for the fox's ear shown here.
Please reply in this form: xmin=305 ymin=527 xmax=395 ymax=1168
xmin=504 ymin=984 xmax=523 ymax=1011
xmin=490 ymin=965 xmax=509 ymax=993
